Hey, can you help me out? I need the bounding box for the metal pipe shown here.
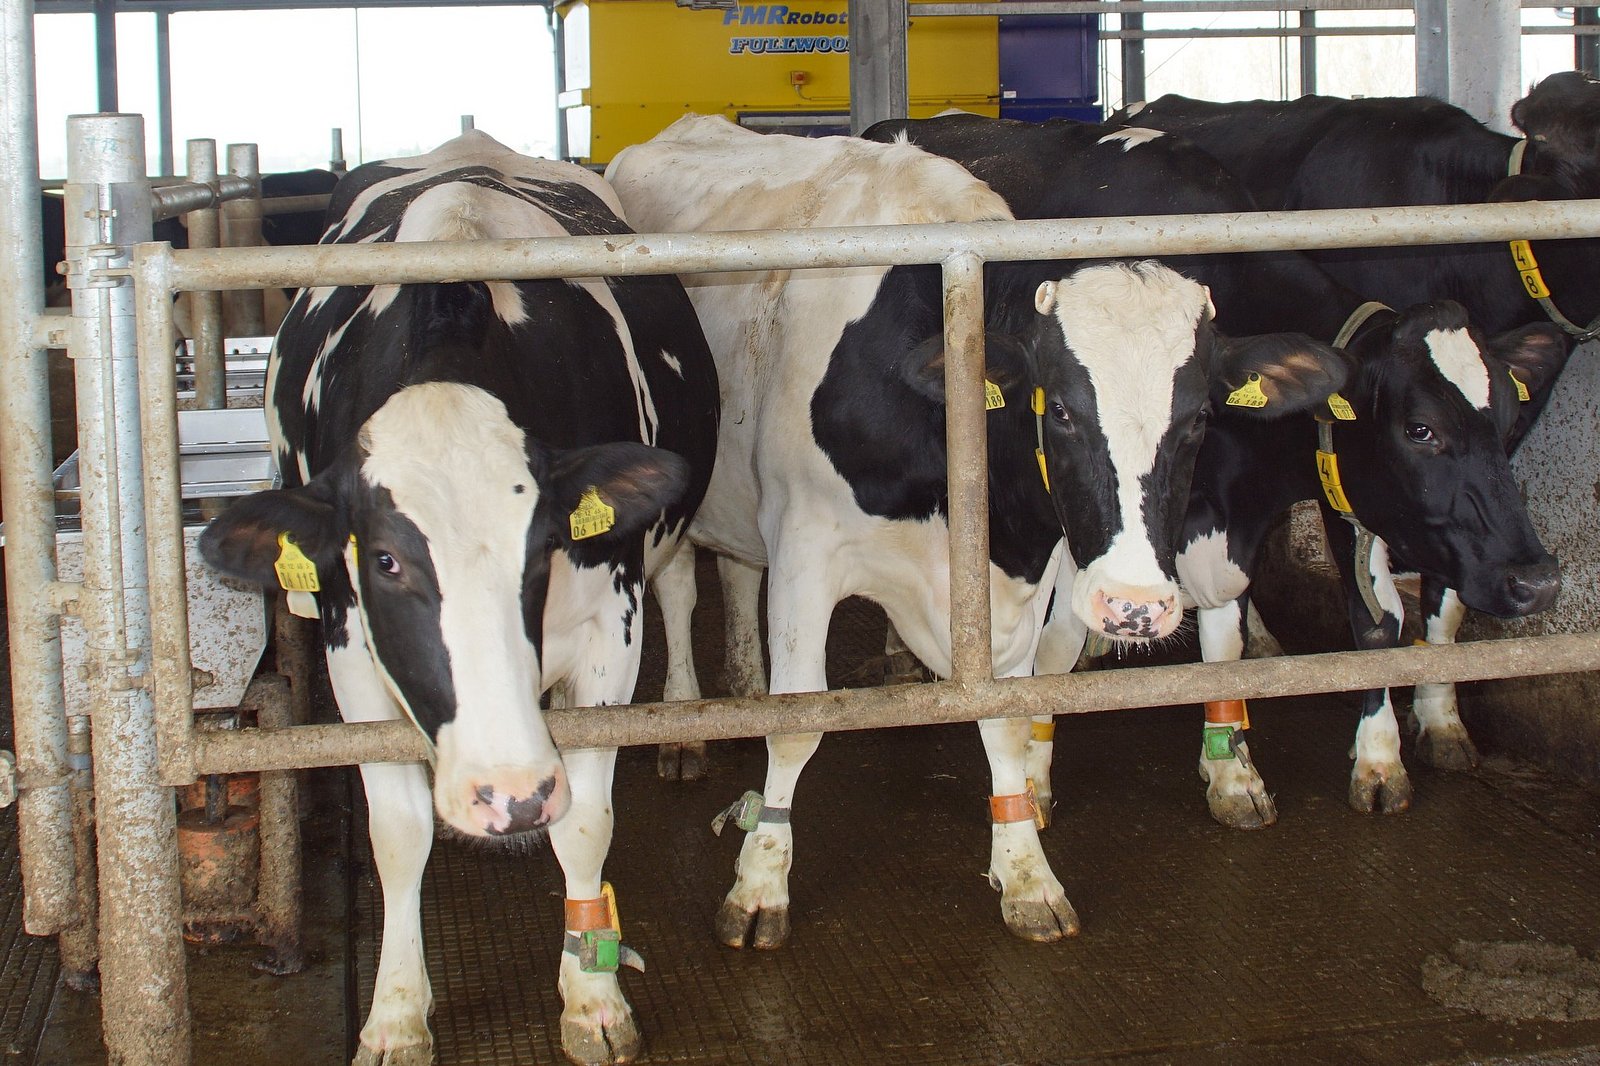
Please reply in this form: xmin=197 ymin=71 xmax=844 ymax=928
xmin=1300 ymin=7 xmax=1317 ymax=93
xmin=0 ymin=0 xmax=81 ymax=938
xmin=92 ymin=0 xmax=116 ymax=111
xmin=188 ymin=631 xmax=1600 ymax=775
xmin=912 ymin=1 xmax=1413 ymax=9
xmin=1121 ymin=10 xmax=1145 ymax=104
xmin=151 ymin=174 xmax=252 ymax=221
xmin=848 ymin=0 xmax=909 ymax=134
xmin=221 ymin=143 xmax=264 ymax=336
xmin=132 ymin=243 xmax=198 ymax=788
xmin=247 ymin=674 xmax=301 ymax=975
xmin=329 ymin=128 xmax=345 ymax=174
xmin=162 ymin=198 xmax=1600 ymax=294
xmin=1581 ymin=5 xmax=1600 ymax=73
xmin=66 ymin=113 xmax=191 ymax=1066
xmin=183 ymin=141 xmax=224 ymax=410
xmin=259 ymin=192 xmax=331 ymax=217
xmin=941 ymin=252 xmax=992 ymax=683
xmin=155 ymin=13 xmax=172 ymax=178
xmin=57 ymin=714 xmax=99 ymax=990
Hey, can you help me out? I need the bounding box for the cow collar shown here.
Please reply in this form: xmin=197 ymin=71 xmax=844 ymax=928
xmin=1318 ymin=302 xmax=1393 ymax=628
xmin=1506 ymin=138 xmax=1600 ymax=342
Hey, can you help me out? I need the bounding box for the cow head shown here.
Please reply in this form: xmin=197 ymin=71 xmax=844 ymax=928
xmin=1509 ymin=71 xmax=1600 ymax=197
xmin=201 ymin=382 xmax=689 ymax=837
xmin=1024 ymin=261 xmax=1348 ymax=643
xmin=1324 ymin=303 xmax=1565 ymax=618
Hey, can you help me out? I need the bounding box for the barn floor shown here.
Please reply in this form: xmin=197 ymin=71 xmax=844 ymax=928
xmin=6 ymin=588 xmax=1600 ymax=1065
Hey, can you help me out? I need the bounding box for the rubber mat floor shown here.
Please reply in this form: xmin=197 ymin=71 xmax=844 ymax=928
xmin=349 ymin=597 xmax=1600 ymax=1066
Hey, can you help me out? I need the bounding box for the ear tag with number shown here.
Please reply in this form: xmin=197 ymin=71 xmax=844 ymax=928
xmin=1315 ymin=449 xmax=1354 ymax=514
xmin=273 ymin=532 xmax=320 ymax=593
xmin=1509 ymin=370 xmax=1531 ymax=403
xmin=1326 ymin=393 xmax=1357 ymax=421
xmin=984 ymin=380 xmax=1005 ymax=411
xmin=1509 ymin=239 xmax=1552 ymax=299
xmin=1225 ymin=373 xmax=1269 ymax=409
xmin=570 ymin=488 xmax=616 ymax=541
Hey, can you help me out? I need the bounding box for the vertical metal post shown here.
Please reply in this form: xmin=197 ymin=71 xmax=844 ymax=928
xmin=329 ymin=127 xmax=346 ymax=174
xmin=1441 ymin=0 xmax=1520 ymax=133
xmin=221 ymin=143 xmax=264 ymax=337
xmin=460 ymin=114 xmax=475 ymax=132
xmin=249 ymin=675 xmax=302 ymax=974
xmin=848 ymin=0 xmax=908 ymax=135
xmin=941 ymin=252 xmax=992 ymax=684
xmin=155 ymin=13 xmax=173 ymax=179
xmin=1578 ymin=6 xmax=1599 ymax=76
xmin=551 ymin=7 xmax=568 ymax=162
xmin=1299 ymin=8 xmax=1317 ymax=96
xmin=184 ymin=139 xmax=224 ymax=409
xmin=65 ymin=112 xmax=192 ymax=1066
xmin=1415 ymin=0 xmax=1449 ymax=99
xmin=0 ymin=0 xmax=82 ymax=940
xmin=1121 ymin=11 xmax=1146 ymax=106
xmin=93 ymin=0 xmax=117 ymax=112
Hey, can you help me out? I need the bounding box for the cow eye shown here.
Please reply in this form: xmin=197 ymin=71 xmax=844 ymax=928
xmin=1405 ymin=422 xmax=1437 ymax=444
xmin=1049 ymin=401 xmax=1070 ymax=425
xmin=374 ymin=551 xmax=402 ymax=577
xmin=1188 ymin=409 xmax=1209 ymax=439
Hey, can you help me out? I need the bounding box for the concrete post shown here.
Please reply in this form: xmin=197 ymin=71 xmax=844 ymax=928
xmin=1447 ymin=0 xmax=1521 ymax=132
xmin=221 ymin=143 xmax=265 ymax=337
xmin=848 ymin=0 xmax=908 ymax=135
xmin=185 ymin=139 xmax=224 ymax=410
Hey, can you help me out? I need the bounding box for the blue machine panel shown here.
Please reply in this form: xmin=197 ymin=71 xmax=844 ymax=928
xmin=999 ymin=13 xmax=1101 ymax=123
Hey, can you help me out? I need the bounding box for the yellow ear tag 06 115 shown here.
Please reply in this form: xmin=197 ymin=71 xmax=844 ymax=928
xmin=984 ymin=379 xmax=1005 ymax=410
xmin=1510 ymin=370 xmax=1531 ymax=403
xmin=1225 ymin=373 xmax=1269 ymax=409
xmin=1326 ymin=393 xmax=1357 ymax=421
xmin=273 ymin=532 xmax=320 ymax=593
xmin=570 ymin=488 xmax=616 ymax=541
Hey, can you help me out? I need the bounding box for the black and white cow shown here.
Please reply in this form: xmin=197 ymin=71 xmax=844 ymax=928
xmin=606 ymin=114 xmax=1346 ymax=948
xmin=199 ymin=131 xmax=719 ymax=1066
xmin=864 ymin=112 xmax=1565 ymax=828
xmin=1111 ymin=73 xmax=1598 ymax=785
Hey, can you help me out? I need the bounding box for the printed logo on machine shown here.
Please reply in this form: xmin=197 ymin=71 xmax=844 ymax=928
xmin=724 ymin=3 xmax=849 ymax=54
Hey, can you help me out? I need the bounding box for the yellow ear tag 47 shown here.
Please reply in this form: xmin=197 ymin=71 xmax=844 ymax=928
xmin=984 ymin=379 xmax=1005 ymax=411
xmin=1315 ymin=449 xmax=1354 ymax=514
xmin=570 ymin=488 xmax=616 ymax=541
xmin=1327 ymin=393 xmax=1357 ymax=421
xmin=1510 ymin=370 xmax=1531 ymax=403
xmin=1226 ymin=373 xmax=1269 ymax=409
xmin=273 ymin=532 xmax=320 ymax=593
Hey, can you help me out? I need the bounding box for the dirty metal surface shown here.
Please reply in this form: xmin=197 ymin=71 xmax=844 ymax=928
xmin=351 ymin=595 xmax=1600 ymax=1066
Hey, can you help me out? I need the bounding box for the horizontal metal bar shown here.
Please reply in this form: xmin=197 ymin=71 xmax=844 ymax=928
xmin=149 ymin=175 xmax=250 ymax=221
xmin=190 ymin=632 xmax=1600 ymax=774
xmin=157 ymin=199 xmax=1600 ymax=295
xmin=259 ymin=193 xmax=330 ymax=217
xmin=1106 ymin=25 xmax=1407 ymax=37
xmin=912 ymin=1 xmax=1412 ymax=12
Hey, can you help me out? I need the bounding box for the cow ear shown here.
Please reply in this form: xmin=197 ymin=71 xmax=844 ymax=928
xmin=199 ymin=480 xmax=346 ymax=588
xmin=898 ymin=332 xmax=1027 ymax=406
xmin=1487 ymin=322 xmax=1571 ymax=451
xmin=1212 ymin=333 xmax=1352 ymax=417
xmin=547 ymin=442 xmax=690 ymax=548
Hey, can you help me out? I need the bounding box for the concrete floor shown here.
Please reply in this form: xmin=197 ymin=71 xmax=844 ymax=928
xmin=6 ymin=587 xmax=1600 ymax=1065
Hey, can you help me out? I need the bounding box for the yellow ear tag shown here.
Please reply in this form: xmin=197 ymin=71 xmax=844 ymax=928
xmin=1035 ymin=448 xmax=1050 ymax=491
xmin=1315 ymin=449 xmax=1354 ymax=514
xmin=1327 ymin=392 xmax=1357 ymax=421
xmin=600 ymin=881 xmax=621 ymax=935
xmin=1509 ymin=370 xmax=1531 ymax=403
xmin=348 ymin=534 xmax=358 ymax=567
xmin=984 ymin=379 xmax=1005 ymax=411
xmin=273 ymin=532 xmax=320 ymax=593
xmin=1509 ymin=239 xmax=1552 ymax=299
xmin=570 ymin=487 xmax=616 ymax=541
xmin=1031 ymin=386 xmax=1046 ymax=416
xmin=1225 ymin=373 xmax=1269 ymax=409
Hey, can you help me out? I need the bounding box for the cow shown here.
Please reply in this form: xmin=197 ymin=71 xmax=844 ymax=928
xmin=606 ymin=113 xmax=1347 ymax=949
xmin=1109 ymin=71 xmax=1599 ymax=788
xmin=862 ymin=112 xmax=1565 ymax=828
xmin=198 ymin=131 xmax=719 ymax=1066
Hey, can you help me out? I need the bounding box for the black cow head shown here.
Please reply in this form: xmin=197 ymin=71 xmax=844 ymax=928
xmin=1324 ymin=303 xmax=1564 ymax=618
xmin=1509 ymin=71 xmax=1600 ymax=197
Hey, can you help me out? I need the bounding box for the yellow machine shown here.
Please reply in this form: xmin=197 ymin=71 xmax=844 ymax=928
xmin=556 ymin=0 xmax=1006 ymax=164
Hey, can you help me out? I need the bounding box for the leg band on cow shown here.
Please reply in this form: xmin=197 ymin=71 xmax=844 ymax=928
xmin=711 ymin=790 xmax=790 ymax=836
xmin=1203 ymin=700 xmax=1252 ymax=766
xmin=990 ymin=785 xmax=1046 ymax=829
xmin=1031 ymin=719 xmax=1056 ymax=743
xmin=563 ymin=883 xmax=646 ymax=974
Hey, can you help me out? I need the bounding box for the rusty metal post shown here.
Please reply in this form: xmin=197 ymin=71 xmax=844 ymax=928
xmin=57 ymin=715 xmax=99 ymax=990
xmin=65 ymin=112 xmax=191 ymax=1066
xmin=272 ymin=595 xmax=315 ymax=727
xmin=0 ymin=0 xmax=83 ymax=939
xmin=941 ymin=251 xmax=992 ymax=683
xmin=184 ymin=139 xmax=224 ymax=409
xmin=243 ymin=673 xmax=301 ymax=974
xmin=220 ymin=143 xmax=264 ymax=337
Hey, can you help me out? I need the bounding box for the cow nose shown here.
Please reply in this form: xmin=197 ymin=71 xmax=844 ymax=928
xmin=466 ymin=771 xmax=568 ymax=836
xmin=1092 ymin=590 xmax=1180 ymax=641
xmin=1505 ymin=556 xmax=1561 ymax=615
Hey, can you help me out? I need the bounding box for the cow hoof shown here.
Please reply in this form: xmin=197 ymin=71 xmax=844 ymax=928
xmin=353 ymin=1043 xmax=434 ymax=1066
xmin=1206 ymin=787 xmax=1278 ymax=830
xmin=656 ymin=742 xmax=708 ymax=781
xmin=1349 ymin=767 xmax=1414 ymax=814
xmin=1001 ymin=896 xmax=1080 ymax=942
xmin=1415 ymin=727 xmax=1480 ymax=771
xmin=715 ymin=899 xmax=790 ymax=950
xmin=560 ymin=1013 xmax=641 ymax=1066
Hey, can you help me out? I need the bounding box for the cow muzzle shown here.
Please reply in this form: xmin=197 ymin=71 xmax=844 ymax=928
xmin=1503 ymin=555 xmax=1561 ymax=617
xmin=1090 ymin=587 xmax=1182 ymax=642
xmin=446 ymin=766 xmax=571 ymax=837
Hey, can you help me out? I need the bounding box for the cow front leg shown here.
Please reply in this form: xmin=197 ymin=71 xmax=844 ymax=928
xmin=979 ymin=716 xmax=1078 ymax=941
xmin=549 ymin=747 xmax=639 ymax=1066
xmin=353 ymin=760 xmax=435 ymax=1066
xmin=1027 ymin=593 xmax=1088 ymax=827
xmin=1411 ymin=579 xmax=1478 ymax=770
xmin=653 ymin=539 xmax=707 ymax=781
xmin=1350 ymin=689 xmax=1414 ymax=813
xmin=1195 ymin=596 xmax=1276 ymax=829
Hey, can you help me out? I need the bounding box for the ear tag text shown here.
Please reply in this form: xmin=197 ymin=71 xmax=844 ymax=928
xmin=984 ymin=379 xmax=1005 ymax=410
xmin=1225 ymin=373 xmax=1269 ymax=409
xmin=274 ymin=532 xmax=320 ymax=593
xmin=1326 ymin=393 xmax=1357 ymax=421
xmin=570 ymin=488 xmax=616 ymax=541
xmin=1510 ymin=370 xmax=1531 ymax=403
xmin=1315 ymin=449 xmax=1354 ymax=514
xmin=1509 ymin=239 xmax=1552 ymax=299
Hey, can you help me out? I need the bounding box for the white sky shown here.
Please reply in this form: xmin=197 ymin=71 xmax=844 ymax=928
xmin=30 ymin=6 xmax=1585 ymax=178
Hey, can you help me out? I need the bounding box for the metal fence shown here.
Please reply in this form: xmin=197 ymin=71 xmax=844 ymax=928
xmin=5 ymin=77 xmax=1600 ymax=1066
